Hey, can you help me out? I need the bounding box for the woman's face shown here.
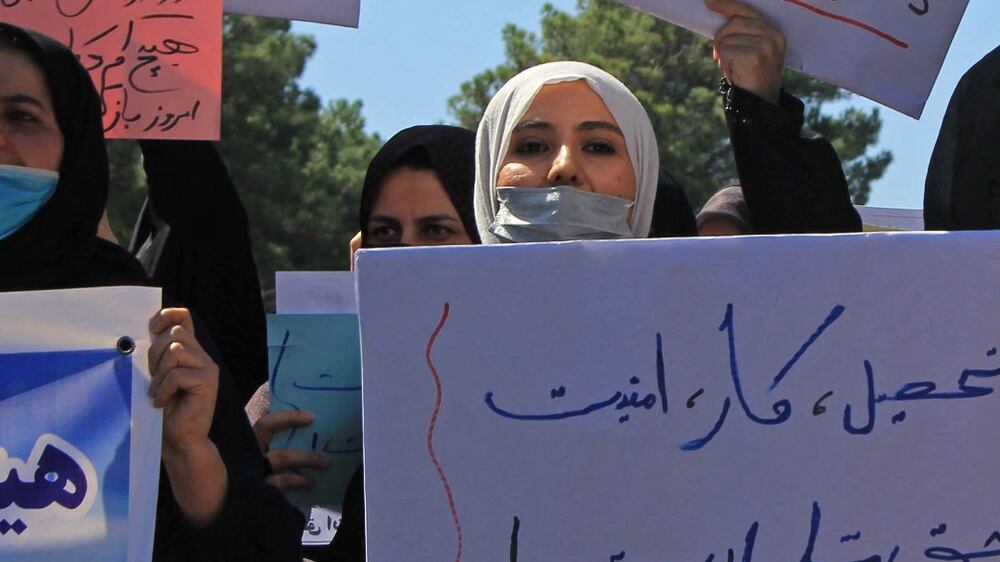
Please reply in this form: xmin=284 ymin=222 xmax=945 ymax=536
xmin=0 ymin=49 xmax=63 ymax=172
xmin=365 ymin=167 xmax=473 ymax=247
xmin=497 ymin=80 xmax=636 ymax=201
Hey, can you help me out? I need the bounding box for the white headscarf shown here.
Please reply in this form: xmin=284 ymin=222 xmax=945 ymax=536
xmin=474 ymin=61 xmax=660 ymax=244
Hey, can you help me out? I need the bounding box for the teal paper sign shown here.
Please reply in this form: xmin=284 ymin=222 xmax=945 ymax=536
xmin=267 ymin=314 xmax=362 ymax=512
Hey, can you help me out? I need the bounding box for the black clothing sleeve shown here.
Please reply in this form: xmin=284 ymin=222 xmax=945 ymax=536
xmin=308 ymin=468 xmax=365 ymax=562
xmin=153 ymin=311 xmax=305 ymax=561
xmin=722 ymin=81 xmax=862 ymax=234
xmin=132 ymin=141 xmax=268 ymax=404
xmin=923 ymin=45 xmax=1000 ymax=231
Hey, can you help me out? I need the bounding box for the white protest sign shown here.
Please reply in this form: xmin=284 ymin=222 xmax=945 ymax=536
xmin=615 ymin=0 xmax=968 ymax=118
xmin=0 ymin=287 xmax=162 ymax=561
xmin=855 ymin=205 xmax=925 ymax=231
xmin=224 ymin=0 xmax=360 ymax=27
xmin=357 ymin=232 xmax=1000 ymax=561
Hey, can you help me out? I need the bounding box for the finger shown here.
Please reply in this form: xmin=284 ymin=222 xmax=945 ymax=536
xmin=256 ymin=410 xmax=316 ymax=437
xmin=350 ymin=232 xmax=362 ymax=272
xmin=157 ymin=339 xmax=209 ymax=374
xmin=714 ymin=32 xmax=775 ymax=77
xmin=150 ymin=308 xmax=195 ymax=336
xmin=152 ymin=367 xmax=215 ymax=408
xmin=715 ymin=15 xmax=772 ymax=40
xmin=706 ymin=0 xmax=765 ymax=20
xmin=148 ymin=344 xmax=179 ymax=399
xmin=148 ymin=324 xmax=200 ymax=372
xmin=715 ymin=20 xmax=785 ymax=60
xmin=715 ymin=40 xmax=778 ymax=70
xmin=253 ymin=410 xmax=316 ymax=450
xmin=267 ymin=449 xmax=332 ymax=473
xmin=716 ymin=34 xmax=781 ymax=57
xmin=149 ymin=341 xmax=207 ymax=398
xmin=266 ymin=472 xmax=315 ymax=492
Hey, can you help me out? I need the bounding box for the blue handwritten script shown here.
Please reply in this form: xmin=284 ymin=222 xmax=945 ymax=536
xmin=508 ymin=502 xmax=1000 ymax=561
xmin=484 ymin=303 xmax=1000 ymax=449
xmin=0 ymin=349 xmax=132 ymax=560
xmin=267 ymin=314 xmax=363 ymax=517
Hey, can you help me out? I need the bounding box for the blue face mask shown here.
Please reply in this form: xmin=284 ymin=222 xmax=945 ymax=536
xmin=0 ymin=164 xmax=60 ymax=240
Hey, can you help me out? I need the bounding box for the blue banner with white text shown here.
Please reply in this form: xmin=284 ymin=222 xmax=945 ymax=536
xmin=0 ymin=349 xmax=132 ymax=561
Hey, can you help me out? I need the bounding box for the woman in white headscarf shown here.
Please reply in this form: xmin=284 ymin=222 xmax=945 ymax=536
xmin=475 ymin=61 xmax=660 ymax=243
xmin=475 ymin=0 xmax=861 ymax=242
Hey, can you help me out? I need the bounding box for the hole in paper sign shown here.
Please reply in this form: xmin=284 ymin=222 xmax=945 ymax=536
xmin=117 ymin=336 xmax=136 ymax=355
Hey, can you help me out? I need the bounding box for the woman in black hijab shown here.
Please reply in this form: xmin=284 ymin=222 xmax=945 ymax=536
xmin=358 ymin=124 xmax=479 ymax=248
xmin=0 ymin=23 xmax=303 ymax=560
xmin=128 ymin=140 xmax=269 ymax=405
xmin=247 ymin=125 xmax=478 ymax=562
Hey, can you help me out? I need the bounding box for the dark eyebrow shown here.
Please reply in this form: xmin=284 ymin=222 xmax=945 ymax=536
xmin=416 ymin=215 xmax=460 ymax=225
xmin=2 ymin=94 xmax=46 ymax=110
xmin=578 ymin=120 xmax=624 ymax=137
xmin=367 ymin=214 xmax=401 ymax=225
xmin=512 ymin=118 xmax=552 ymax=134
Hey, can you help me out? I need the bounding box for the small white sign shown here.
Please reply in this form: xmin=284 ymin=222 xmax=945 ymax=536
xmin=224 ymin=0 xmax=360 ymax=27
xmin=276 ymin=271 xmax=356 ymax=314
xmin=855 ymin=205 xmax=924 ymax=231
xmin=302 ymin=506 xmax=342 ymax=546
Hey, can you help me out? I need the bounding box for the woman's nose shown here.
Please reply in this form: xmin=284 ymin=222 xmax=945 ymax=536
xmin=546 ymin=145 xmax=588 ymax=189
xmin=399 ymin=227 xmax=419 ymax=247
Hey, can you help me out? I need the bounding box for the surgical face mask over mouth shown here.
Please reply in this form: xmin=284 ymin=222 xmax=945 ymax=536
xmin=489 ymin=186 xmax=634 ymax=243
xmin=0 ymin=164 xmax=59 ymax=240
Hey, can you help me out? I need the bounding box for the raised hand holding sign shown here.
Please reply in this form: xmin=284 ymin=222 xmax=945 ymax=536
xmin=616 ymin=0 xmax=970 ymax=117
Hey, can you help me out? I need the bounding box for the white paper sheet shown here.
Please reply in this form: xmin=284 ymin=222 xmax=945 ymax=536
xmin=224 ymin=0 xmax=359 ymax=27
xmin=276 ymin=271 xmax=357 ymax=314
xmin=0 ymin=287 xmax=162 ymax=562
xmin=616 ymin=0 xmax=968 ymax=118
xmin=855 ymin=205 xmax=924 ymax=231
xmin=357 ymin=233 xmax=1000 ymax=561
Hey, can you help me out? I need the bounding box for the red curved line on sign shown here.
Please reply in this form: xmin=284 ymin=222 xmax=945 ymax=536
xmin=425 ymin=302 xmax=463 ymax=562
xmin=783 ymin=0 xmax=909 ymax=49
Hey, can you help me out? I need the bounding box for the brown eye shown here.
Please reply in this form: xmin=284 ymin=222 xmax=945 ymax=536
xmin=514 ymin=140 xmax=548 ymax=155
xmin=584 ymin=141 xmax=616 ymax=155
xmin=368 ymin=225 xmax=400 ymax=244
xmin=424 ymin=223 xmax=455 ymax=240
xmin=6 ymin=109 xmax=39 ymax=124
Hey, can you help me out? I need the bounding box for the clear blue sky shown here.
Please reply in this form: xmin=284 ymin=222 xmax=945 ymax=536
xmin=293 ymin=0 xmax=999 ymax=210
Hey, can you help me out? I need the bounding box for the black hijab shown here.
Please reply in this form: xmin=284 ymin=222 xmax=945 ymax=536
xmin=0 ymin=23 xmax=147 ymax=291
xmin=924 ymin=45 xmax=1000 ymax=230
xmin=358 ymin=125 xmax=479 ymax=246
xmin=648 ymin=171 xmax=697 ymax=238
